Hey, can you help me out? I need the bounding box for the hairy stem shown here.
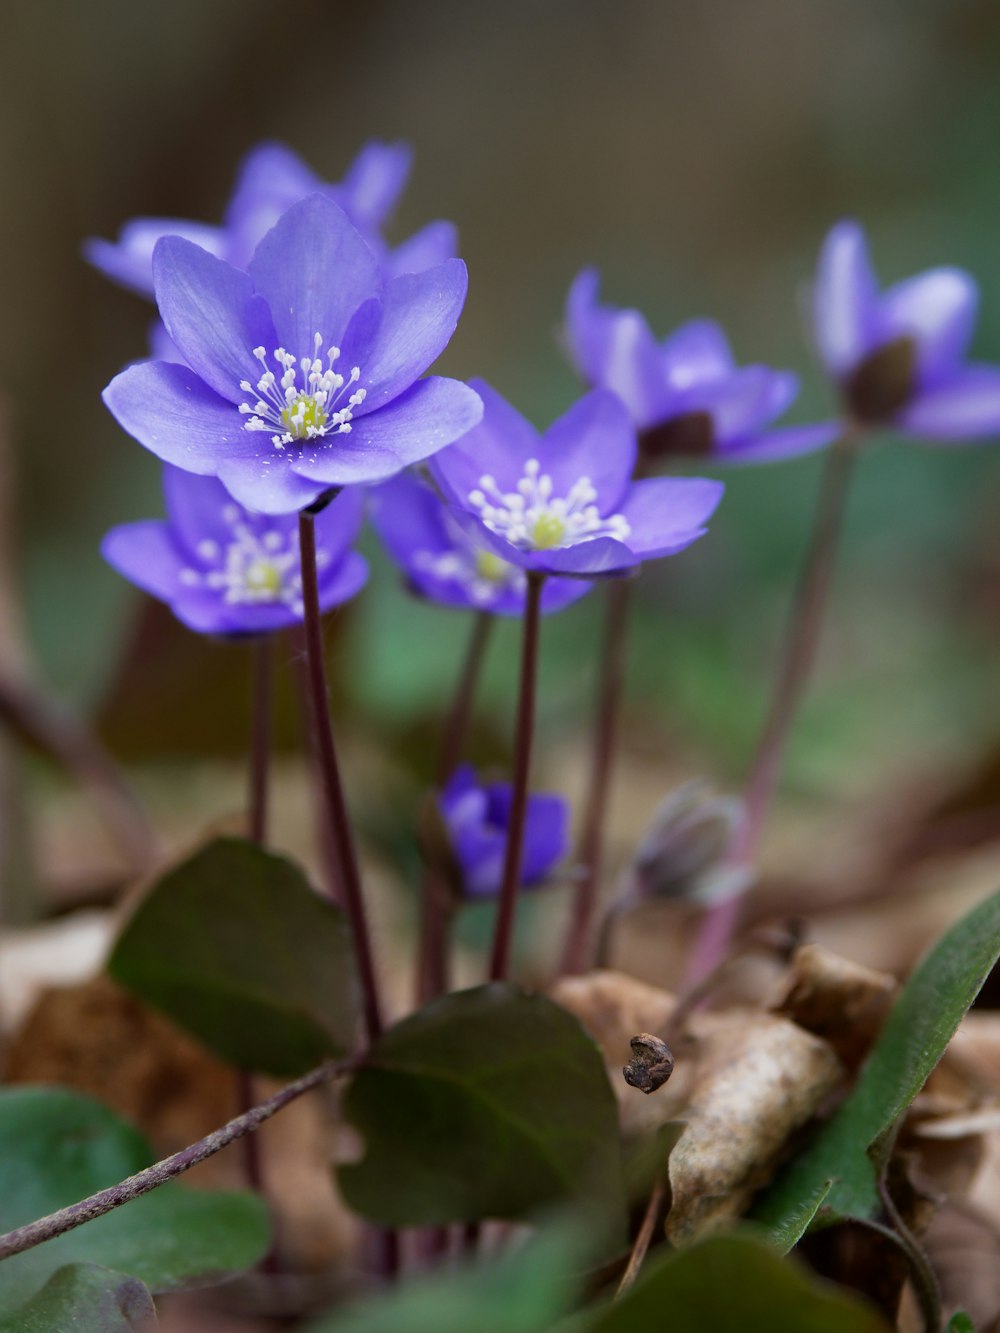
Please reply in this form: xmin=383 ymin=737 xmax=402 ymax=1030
xmin=560 ymin=578 xmax=631 ymax=976
xmin=685 ymin=432 xmax=859 ymax=988
xmin=0 ymin=1059 xmax=355 ymax=1263
xmin=298 ymin=507 xmax=384 ymax=1043
xmin=419 ymin=611 xmax=495 ymax=1005
xmin=489 ymin=574 xmax=544 ymax=982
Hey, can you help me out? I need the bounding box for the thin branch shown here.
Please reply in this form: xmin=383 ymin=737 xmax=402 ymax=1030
xmin=615 ymin=1178 xmax=667 ymax=1298
xmin=0 ymin=1057 xmax=357 ymax=1263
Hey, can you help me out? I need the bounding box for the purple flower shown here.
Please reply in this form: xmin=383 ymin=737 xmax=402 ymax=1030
xmin=813 ymin=220 xmax=1000 ymax=440
xmin=430 ymin=381 xmax=724 ymax=579
xmin=102 ymin=465 xmax=367 ymax=636
xmin=438 ymin=765 xmax=569 ymax=897
xmin=566 ymin=269 xmax=836 ymax=464
xmin=368 ymin=470 xmax=592 ymax=616
xmin=102 ymin=194 xmax=483 ymax=514
xmin=85 ymin=140 xmax=456 ymax=297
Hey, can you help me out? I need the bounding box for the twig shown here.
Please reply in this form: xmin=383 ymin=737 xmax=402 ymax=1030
xmin=615 ymin=1178 xmax=667 ymax=1298
xmin=0 ymin=1058 xmax=357 ymax=1262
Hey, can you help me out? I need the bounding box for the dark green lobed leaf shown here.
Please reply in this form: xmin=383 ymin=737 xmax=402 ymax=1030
xmin=338 ymin=984 xmax=626 ymax=1234
xmin=0 ymin=1087 xmax=268 ymax=1318
xmin=109 ymin=835 xmax=357 ymax=1076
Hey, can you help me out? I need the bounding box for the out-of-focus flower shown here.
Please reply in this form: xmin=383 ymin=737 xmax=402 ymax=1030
xmin=85 ymin=140 xmax=456 ymax=296
xmin=438 ymin=764 xmax=569 ymax=897
xmin=103 ymin=194 xmax=482 ymax=514
xmin=565 ymin=269 xmax=837 ymax=465
xmin=813 ymin=220 xmax=1000 ymax=440
xmin=368 ymin=470 xmax=591 ymax=616
xmin=619 ymin=781 xmax=752 ymax=906
xmin=431 ymin=380 xmax=723 ymax=579
xmin=102 ymin=466 xmax=367 ymax=635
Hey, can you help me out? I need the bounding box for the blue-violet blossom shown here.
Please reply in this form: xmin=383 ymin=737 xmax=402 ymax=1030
xmin=438 ymin=764 xmax=569 ymax=897
xmin=566 ymin=269 xmax=837 ymax=464
xmin=102 ymin=194 xmax=483 ymax=514
xmin=431 ymin=381 xmax=724 ymax=579
xmin=813 ymin=220 xmax=1000 ymax=439
xmin=102 ymin=466 xmax=367 ymax=636
xmin=369 ymin=470 xmax=591 ymax=616
xmin=86 ymin=140 xmax=456 ymax=295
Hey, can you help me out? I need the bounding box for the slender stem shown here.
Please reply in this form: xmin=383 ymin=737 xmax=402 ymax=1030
xmin=419 ymin=611 xmax=495 ymax=1005
xmin=298 ymin=509 xmax=384 ymax=1043
xmin=560 ymin=578 xmax=632 ymax=976
xmin=489 ymin=574 xmax=545 ymax=983
xmin=247 ymin=636 xmax=271 ymax=846
xmin=240 ymin=635 xmax=273 ymax=1194
xmin=615 ymin=1177 xmax=666 ymax=1298
xmin=685 ymin=431 xmax=859 ymax=989
xmin=0 ymin=1059 xmax=355 ymax=1263
xmin=437 ymin=611 xmax=494 ymax=786
xmin=289 ymin=625 xmax=343 ymax=906
xmin=0 ymin=674 xmax=156 ymax=877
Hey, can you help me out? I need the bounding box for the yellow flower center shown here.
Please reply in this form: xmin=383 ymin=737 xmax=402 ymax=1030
xmin=281 ymin=393 xmax=329 ymax=441
xmin=529 ymin=512 xmax=568 ymax=550
xmin=243 ymin=558 xmax=284 ymax=597
xmin=474 ymin=550 xmax=514 ymax=583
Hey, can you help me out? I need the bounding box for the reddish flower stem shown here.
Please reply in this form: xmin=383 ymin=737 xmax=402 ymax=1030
xmin=298 ymin=508 xmax=384 ymax=1043
xmin=0 ymin=1058 xmax=356 ymax=1263
xmin=489 ymin=574 xmax=545 ymax=982
xmin=559 ymin=577 xmax=632 ymax=976
xmin=685 ymin=431 xmax=859 ymax=988
xmin=419 ymin=610 xmax=495 ymax=1005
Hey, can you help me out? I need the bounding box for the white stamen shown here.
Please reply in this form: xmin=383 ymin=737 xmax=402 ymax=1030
xmin=236 ymin=331 xmax=367 ymax=450
xmin=467 ymin=461 xmax=631 ymax=552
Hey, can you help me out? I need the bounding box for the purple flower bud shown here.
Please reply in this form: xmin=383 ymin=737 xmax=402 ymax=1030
xmin=437 ymin=765 xmax=569 ymax=898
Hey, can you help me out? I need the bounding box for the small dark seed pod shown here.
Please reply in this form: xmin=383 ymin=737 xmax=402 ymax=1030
xmin=622 ymin=1032 xmax=675 ymax=1095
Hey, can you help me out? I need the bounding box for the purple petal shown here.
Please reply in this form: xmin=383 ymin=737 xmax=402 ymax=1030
xmin=162 ymin=466 xmax=258 ymax=555
xmin=520 ymin=793 xmax=570 ymax=884
xmin=311 ymin=484 xmax=367 ymax=564
xmin=153 ymin=238 xmax=278 ymax=403
xmin=315 ymin=549 xmax=369 ymax=610
xmin=897 ymin=366 xmax=1000 ymax=441
xmin=293 ymin=377 xmax=484 ymax=488
xmin=223 ymin=141 xmax=324 ymax=266
xmin=536 ymin=389 xmax=637 ymax=510
xmin=214 ymin=454 xmax=330 ymax=515
xmin=103 ymin=361 xmax=250 ymax=472
xmin=718 ymin=420 xmax=840 ymax=465
xmin=247 ymin=194 xmax=382 ymax=355
xmin=565 ymin=269 xmax=668 ymax=427
xmin=616 ymin=477 xmax=723 ymax=558
xmin=369 ymin=471 xmax=451 ymax=564
xmin=387 ymin=221 xmax=459 ymax=278
xmin=84 ymin=218 xmax=226 ymax=300
xmin=101 ymin=521 xmax=183 ymax=601
xmin=700 ymin=367 xmax=797 ymax=444
xmin=337 ymin=141 xmax=413 ymax=231
xmin=661 ymin=320 xmax=734 ymax=387
xmin=356 ymin=260 xmax=469 ymax=412
xmin=813 ymin=220 xmax=880 ymax=376
xmin=430 ymin=380 xmax=541 ymax=504
xmin=147 ymin=319 xmax=185 ymax=364
xmin=877 ymin=268 xmax=978 ymax=385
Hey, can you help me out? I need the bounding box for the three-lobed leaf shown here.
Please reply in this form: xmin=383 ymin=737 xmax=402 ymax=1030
xmin=754 ymin=886 xmax=1000 ymax=1245
xmin=109 ymin=835 xmax=357 ymax=1076
xmin=338 ymin=984 xmax=626 ymax=1234
xmin=0 ymin=1087 xmax=267 ymax=1320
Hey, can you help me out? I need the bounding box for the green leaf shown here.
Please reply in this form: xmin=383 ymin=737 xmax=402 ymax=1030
xmin=0 ymin=1263 xmax=156 ymax=1332
xmin=303 ymin=1222 xmax=587 ymax=1333
xmin=338 ymin=984 xmax=626 ymax=1232
xmin=0 ymin=1087 xmax=268 ymax=1318
xmin=754 ymin=887 xmax=1000 ymax=1240
xmin=588 ymin=1231 xmax=889 ymax=1332
xmin=108 ymin=836 xmax=357 ymax=1076
xmin=947 ymin=1314 xmax=976 ymax=1333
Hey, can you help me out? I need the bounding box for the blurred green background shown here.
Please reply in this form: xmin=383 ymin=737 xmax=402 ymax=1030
xmin=3 ymin=0 xmax=1000 ymax=913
